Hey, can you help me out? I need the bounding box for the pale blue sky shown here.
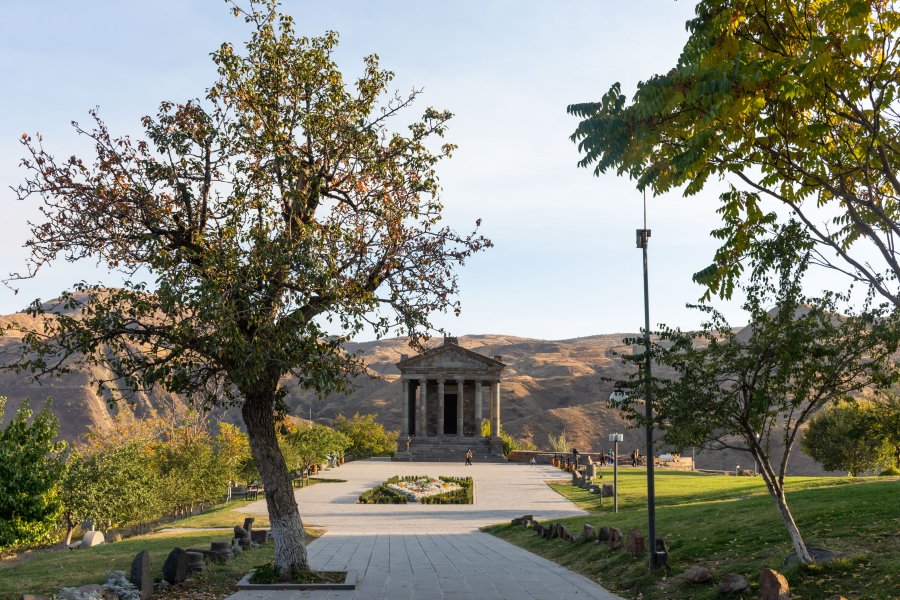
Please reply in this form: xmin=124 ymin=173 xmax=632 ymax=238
xmin=0 ymin=1 xmax=849 ymax=340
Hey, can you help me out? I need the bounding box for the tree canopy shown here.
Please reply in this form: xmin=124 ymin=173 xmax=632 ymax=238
xmin=570 ymin=0 xmax=900 ymax=304
xmin=7 ymin=0 xmax=489 ymax=577
xmin=801 ymin=399 xmax=892 ymax=476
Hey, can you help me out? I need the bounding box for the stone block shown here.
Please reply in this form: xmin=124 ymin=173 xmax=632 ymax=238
xmin=582 ymin=524 xmax=596 ymax=541
xmin=717 ymin=572 xmax=749 ymax=594
xmin=607 ymin=526 xmax=623 ymax=550
xmin=759 ymin=568 xmax=790 ymax=600
xmin=129 ymin=549 xmax=153 ymax=599
xmin=80 ymin=530 xmax=105 ymax=548
xmin=681 ymin=565 xmax=712 ymax=583
xmin=186 ymin=550 xmax=206 ymax=572
xmin=250 ymin=529 xmax=268 ymax=544
xmin=243 ymin=517 xmax=255 ymax=532
xmin=162 ymin=547 xmax=189 ymax=584
xmin=626 ymin=528 xmax=645 ymax=557
xmin=597 ymin=526 xmax=610 ymax=542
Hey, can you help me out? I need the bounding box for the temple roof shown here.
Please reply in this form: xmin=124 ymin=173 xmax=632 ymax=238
xmin=397 ymin=337 xmax=505 ymax=376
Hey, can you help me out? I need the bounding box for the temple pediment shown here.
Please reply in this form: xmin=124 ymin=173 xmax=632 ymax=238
xmin=397 ymin=338 xmax=504 ymax=375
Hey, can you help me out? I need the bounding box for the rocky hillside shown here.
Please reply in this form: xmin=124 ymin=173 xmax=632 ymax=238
xmin=0 ymin=302 xmax=836 ymax=475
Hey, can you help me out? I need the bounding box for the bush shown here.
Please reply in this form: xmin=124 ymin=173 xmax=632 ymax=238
xmin=334 ymin=413 xmax=398 ymax=458
xmin=878 ymin=466 xmax=900 ymax=477
xmin=358 ymin=477 xmax=408 ymax=504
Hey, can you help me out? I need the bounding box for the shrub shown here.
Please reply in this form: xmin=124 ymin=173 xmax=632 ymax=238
xmin=418 ymin=477 xmax=473 ymax=504
xmin=878 ymin=466 xmax=900 ymax=477
xmin=334 ymin=413 xmax=398 ymax=458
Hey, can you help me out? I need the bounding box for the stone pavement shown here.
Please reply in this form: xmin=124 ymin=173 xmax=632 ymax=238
xmin=226 ymin=459 xmax=623 ymax=600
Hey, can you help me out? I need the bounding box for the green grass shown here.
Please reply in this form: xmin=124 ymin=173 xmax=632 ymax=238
xmin=486 ymin=470 xmax=899 ymax=600
xmin=0 ymin=528 xmax=320 ymax=599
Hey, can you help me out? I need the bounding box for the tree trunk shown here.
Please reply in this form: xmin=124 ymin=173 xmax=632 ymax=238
xmin=754 ymin=446 xmax=814 ymax=565
xmin=242 ymin=393 xmax=309 ymax=579
xmin=64 ymin=515 xmax=75 ymax=546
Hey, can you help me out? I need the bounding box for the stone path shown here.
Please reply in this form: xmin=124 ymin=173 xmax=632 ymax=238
xmin=226 ymin=459 xmax=623 ymax=600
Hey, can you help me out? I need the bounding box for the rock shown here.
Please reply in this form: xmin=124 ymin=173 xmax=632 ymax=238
xmin=759 ymin=568 xmax=790 ymax=600
xmin=557 ymin=525 xmax=570 ymax=541
xmin=231 ymin=540 xmax=243 ymax=556
xmin=19 ymin=595 xmax=52 ymax=600
xmin=597 ymin=526 xmax=610 ymax=542
xmin=510 ymin=514 xmax=533 ymax=526
xmin=569 ymin=533 xmax=582 ymax=543
xmin=607 ymin=526 xmax=623 ymax=550
xmin=717 ymin=572 xmax=749 ymax=594
xmin=80 ymin=530 xmax=106 ymax=548
xmin=601 ymin=483 xmax=614 ymax=497
xmin=162 ymin=547 xmax=189 ymax=585
xmin=108 ymin=530 xmax=123 ymax=543
xmin=626 ymin=528 xmax=645 ymax=557
xmin=210 ymin=541 xmax=231 ymax=563
xmin=250 ymin=529 xmax=268 ymax=544
xmin=243 ymin=517 xmax=255 ymax=532
xmin=682 ymin=565 xmax=713 ymax=583
xmin=582 ymin=524 xmax=596 ymax=541
xmin=234 ymin=525 xmax=249 ymax=539
xmin=129 ymin=549 xmax=153 ymax=599
xmin=186 ymin=550 xmax=206 ymax=572
xmin=72 ymin=585 xmax=116 ymax=600
xmin=783 ymin=547 xmax=837 ymax=568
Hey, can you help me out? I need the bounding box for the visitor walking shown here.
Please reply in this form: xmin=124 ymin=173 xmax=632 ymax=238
xmin=465 ymin=448 xmax=473 ymax=466
xmin=631 ymin=448 xmax=640 ymax=467
xmin=572 ymin=447 xmax=580 ymax=469
xmin=529 ymin=456 xmax=536 ymax=467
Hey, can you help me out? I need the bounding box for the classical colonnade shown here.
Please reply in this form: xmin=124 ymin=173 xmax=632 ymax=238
xmin=400 ymin=377 xmax=501 ymax=438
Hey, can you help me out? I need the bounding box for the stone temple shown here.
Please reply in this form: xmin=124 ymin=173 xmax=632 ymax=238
xmin=394 ymin=337 xmax=507 ymax=462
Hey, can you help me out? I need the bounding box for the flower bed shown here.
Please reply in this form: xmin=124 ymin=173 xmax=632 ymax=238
xmin=358 ymin=476 xmax=473 ymax=504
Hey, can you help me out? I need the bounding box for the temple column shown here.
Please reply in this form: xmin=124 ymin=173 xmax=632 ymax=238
xmin=418 ymin=377 xmax=428 ymax=436
xmin=491 ymin=380 xmax=501 ymax=437
xmin=475 ymin=381 xmax=483 ymax=430
xmin=456 ymin=377 xmax=465 ymax=437
xmin=401 ymin=378 xmax=409 ymax=435
xmin=437 ymin=379 xmax=445 ymax=435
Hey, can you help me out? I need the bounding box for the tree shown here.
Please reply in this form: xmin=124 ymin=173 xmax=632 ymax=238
xmin=7 ymin=1 xmax=489 ymax=577
xmin=215 ymin=422 xmax=253 ymax=500
xmin=480 ymin=419 xmax=537 ymax=455
xmin=282 ymin=422 xmax=349 ymax=473
xmin=569 ymin=0 xmax=900 ymax=305
xmin=801 ymin=400 xmax=890 ymax=476
xmin=868 ymin=389 xmax=900 ymax=468
xmin=334 ymin=412 xmax=398 ymax=458
xmin=0 ymin=398 xmax=65 ymax=551
xmin=611 ymin=253 xmax=900 ymax=565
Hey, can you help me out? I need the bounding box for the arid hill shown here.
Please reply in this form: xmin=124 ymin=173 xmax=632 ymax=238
xmin=0 ymin=302 xmax=838 ymax=475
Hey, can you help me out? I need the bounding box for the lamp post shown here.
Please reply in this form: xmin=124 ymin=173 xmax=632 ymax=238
xmin=636 ymin=192 xmax=659 ymax=570
xmin=608 ymin=433 xmax=623 ymax=513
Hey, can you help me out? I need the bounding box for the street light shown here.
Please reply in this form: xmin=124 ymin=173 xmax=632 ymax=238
xmin=608 ymin=433 xmax=623 ymax=512
xmin=636 ymin=191 xmax=660 ymax=570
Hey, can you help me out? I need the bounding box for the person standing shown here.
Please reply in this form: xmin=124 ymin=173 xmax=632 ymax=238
xmin=631 ymin=448 xmax=640 ymax=467
xmin=465 ymin=448 xmax=473 ymax=466
xmin=572 ymin=447 xmax=580 ymax=469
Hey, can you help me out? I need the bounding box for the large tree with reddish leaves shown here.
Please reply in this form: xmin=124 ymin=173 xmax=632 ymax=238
xmin=7 ymin=1 xmax=489 ymax=577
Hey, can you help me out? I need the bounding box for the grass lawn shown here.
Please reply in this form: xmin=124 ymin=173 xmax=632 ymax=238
xmin=0 ymin=528 xmax=322 ymax=599
xmin=486 ymin=469 xmax=899 ymax=600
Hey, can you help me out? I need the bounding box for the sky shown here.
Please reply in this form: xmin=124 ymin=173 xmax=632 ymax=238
xmin=0 ymin=1 xmax=853 ymax=341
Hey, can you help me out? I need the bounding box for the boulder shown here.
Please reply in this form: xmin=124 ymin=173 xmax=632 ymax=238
xmin=569 ymin=533 xmax=582 ymax=543
xmin=80 ymin=530 xmax=106 ymax=549
xmin=231 ymin=540 xmax=243 ymax=556
xmin=129 ymin=549 xmax=153 ymax=599
xmin=597 ymin=526 xmax=610 ymax=542
xmin=582 ymin=524 xmax=596 ymax=542
xmin=682 ymin=565 xmax=713 ymax=583
xmin=186 ymin=551 xmax=206 ymax=573
xmin=162 ymin=547 xmax=189 ymax=585
xmin=607 ymin=527 xmax=623 ymax=550
xmin=250 ymin=529 xmax=268 ymax=544
xmin=108 ymin=530 xmax=123 ymax=543
xmin=626 ymin=528 xmax=645 ymax=557
xmin=243 ymin=517 xmax=255 ymax=532
xmin=210 ymin=541 xmax=231 ymax=563
xmin=557 ymin=525 xmax=570 ymax=541
xmin=601 ymin=484 xmax=614 ymax=497
xmin=759 ymin=568 xmax=790 ymax=600
xmin=510 ymin=514 xmax=533 ymax=526
xmin=717 ymin=572 xmax=749 ymax=594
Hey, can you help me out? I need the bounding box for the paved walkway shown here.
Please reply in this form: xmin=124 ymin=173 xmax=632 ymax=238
xmin=226 ymin=459 xmax=623 ymax=600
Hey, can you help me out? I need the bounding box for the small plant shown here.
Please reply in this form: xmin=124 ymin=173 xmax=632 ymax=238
xmin=878 ymin=465 xmax=900 ymax=476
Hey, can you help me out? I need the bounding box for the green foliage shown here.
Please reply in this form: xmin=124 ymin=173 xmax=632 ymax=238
xmin=281 ymin=422 xmax=349 ymax=472
xmin=334 ymin=412 xmax=398 ymax=458
xmin=879 ymin=466 xmax=900 ymax=476
xmin=801 ymin=400 xmax=891 ymax=476
xmin=358 ymin=476 xmax=408 ymax=504
xmin=152 ymin=420 xmax=228 ymax=515
xmin=479 ymin=419 xmax=535 ymax=455
xmin=569 ymin=0 xmax=900 ymax=306
xmin=610 ymin=253 xmax=900 ymax=564
xmin=0 ymin=398 xmax=66 ymax=551
xmin=547 ymin=431 xmax=569 ymax=453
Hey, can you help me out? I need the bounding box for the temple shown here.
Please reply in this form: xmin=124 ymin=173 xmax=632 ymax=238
xmin=394 ymin=337 xmax=507 ymax=462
